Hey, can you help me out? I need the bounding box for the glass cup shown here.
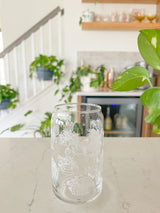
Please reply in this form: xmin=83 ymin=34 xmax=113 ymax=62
xmin=147 ymin=13 xmax=156 ymax=23
xmin=51 ymin=103 xmax=104 ymax=204
xmin=135 ymin=9 xmax=145 ymax=23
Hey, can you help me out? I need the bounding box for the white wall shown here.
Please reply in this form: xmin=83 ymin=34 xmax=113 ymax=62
xmin=62 ymin=1 xmax=156 ymax=69
xmin=0 ymin=0 xmax=63 ymax=48
xmin=0 ymin=0 xmax=156 ymax=63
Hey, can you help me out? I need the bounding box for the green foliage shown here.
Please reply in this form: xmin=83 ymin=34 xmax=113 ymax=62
xmin=29 ymin=54 xmax=64 ymax=84
xmin=10 ymin=124 xmax=24 ymax=132
xmin=138 ymin=29 xmax=160 ymax=70
xmin=73 ymin=122 xmax=83 ymax=135
xmin=111 ymin=29 xmax=160 ymax=134
xmin=0 ymin=124 xmax=24 ymax=135
xmin=24 ymin=110 xmax=33 ymax=117
xmin=111 ymin=67 xmax=150 ymax=91
xmin=0 ymin=111 xmax=52 ymax=138
xmin=58 ymin=64 xmax=106 ymax=103
xmin=140 ymin=88 xmax=160 ymax=108
xmin=90 ymin=65 xmax=106 ymax=88
xmin=38 ymin=112 xmax=52 ymax=137
xmin=0 ymin=84 xmax=19 ymax=109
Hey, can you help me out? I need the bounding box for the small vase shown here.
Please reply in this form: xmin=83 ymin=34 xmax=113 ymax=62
xmin=0 ymin=98 xmax=10 ymax=110
xmin=36 ymin=66 xmax=54 ymax=81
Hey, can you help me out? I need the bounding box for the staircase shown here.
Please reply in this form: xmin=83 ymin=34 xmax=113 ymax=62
xmin=0 ymin=6 xmax=64 ymax=137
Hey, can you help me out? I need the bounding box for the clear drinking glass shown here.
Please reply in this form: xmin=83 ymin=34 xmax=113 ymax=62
xmin=51 ymin=103 xmax=104 ymax=204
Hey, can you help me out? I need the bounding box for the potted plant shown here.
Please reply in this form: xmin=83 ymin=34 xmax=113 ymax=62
xmin=29 ymin=54 xmax=64 ymax=83
xmin=0 ymin=84 xmax=19 ymax=110
xmin=111 ymin=29 xmax=160 ymax=134
xmin=56 ymin=64 xmax=106 ymax=103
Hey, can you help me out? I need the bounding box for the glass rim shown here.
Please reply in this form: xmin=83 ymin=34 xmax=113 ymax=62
xmin=54 ymin=103 xmax=102 ymax=114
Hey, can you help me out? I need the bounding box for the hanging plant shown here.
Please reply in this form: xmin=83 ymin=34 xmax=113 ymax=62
xmin=0 ymin=84 xmax=19 ymax=109
xmin=29 ymin=54 xmax=64 ymax=83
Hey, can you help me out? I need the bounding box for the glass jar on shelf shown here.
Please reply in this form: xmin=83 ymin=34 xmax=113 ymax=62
xmin=110 ymin=11 xmax=118 ymax=22
xmin=118 ymin=11 xmax=126 ymax=22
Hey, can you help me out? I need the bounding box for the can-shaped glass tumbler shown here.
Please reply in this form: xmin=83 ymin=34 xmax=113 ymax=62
xmin=51 ymin=103 xmax=104 ymax=204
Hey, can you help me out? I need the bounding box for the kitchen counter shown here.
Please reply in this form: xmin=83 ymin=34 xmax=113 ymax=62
xmin=1 ymin=137 xmax=160 ymax=213
xmin=76 ymin=89 xmax=144 ymax=97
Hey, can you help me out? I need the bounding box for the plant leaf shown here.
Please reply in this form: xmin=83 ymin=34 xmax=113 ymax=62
xmin=24 ymin=110 xmax=33 ymax=117
xmin=90 ymin=78 xmax=100 ymax=88
xmin=10 ymin=124 xmax=24 ymax=132
xmin=73 ymin=122 xmax=83 ymax=135
xmin=110 ymin=66 xmax=149 ymax=91
xmin=0 ymin=127 xmax=9 ymax=135
xmin=138 ymin=29 xmax=160 ymax=70
xmin=145 ymin=108 xmax=160 ymax=123
xmin=153 ymin=125 xmax=160 ymax=134
xmin=54 ymin=89 xmax=59 ymax=95
xmin=140 ymin=87 xmax=160 ymax=108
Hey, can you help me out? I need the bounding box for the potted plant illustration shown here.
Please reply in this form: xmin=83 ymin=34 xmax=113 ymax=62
xmin=56 ymin=64 xmax=106 ymax=103
xmin=0 ymin=84 xmax=19 ymax=110
xmin=111 ymin=29 xmax=160 ymax=134
xmin=29 ymin=54 xmax=64 ymax=83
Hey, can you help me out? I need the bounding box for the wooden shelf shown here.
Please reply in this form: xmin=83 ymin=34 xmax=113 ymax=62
xmin=104 ymin=130 xmax=134 ymax=134
xmin=82 ymin=0 xmax=159 ymax=4
xmin=81 ymin=22 xmax=160 ymax=30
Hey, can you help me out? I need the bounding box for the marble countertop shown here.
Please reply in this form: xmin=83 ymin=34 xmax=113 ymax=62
xmin=76 ymin=89 xmax=144 ymax=97
xmin=1 ymin=137 xmax=160 ymax=213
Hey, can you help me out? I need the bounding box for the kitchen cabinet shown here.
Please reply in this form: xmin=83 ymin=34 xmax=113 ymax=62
xmin=81 ymin=0 xmax=160 ymax=30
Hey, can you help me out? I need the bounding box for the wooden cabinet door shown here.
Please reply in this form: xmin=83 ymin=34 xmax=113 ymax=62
xmin=141 ymin=107 xmax=160 ymax=137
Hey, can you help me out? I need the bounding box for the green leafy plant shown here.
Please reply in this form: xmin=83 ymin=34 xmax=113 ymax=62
xmin=111 ymin=29 xmax=160 ymax=134
xmin=57 ymin=64 xmax=106 ymax=103
xmin=29 ymin=54 xmax=64 ymax=84
xmin=0 ymin=84 xmax=19 ymax=109
xmin=0 ymin=110 xmax=52 ymax=137
xmin=35 ymin=112 xmax=52 ymax=137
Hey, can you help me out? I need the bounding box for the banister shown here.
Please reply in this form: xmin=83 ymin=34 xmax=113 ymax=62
xmin=0 ymin=6 xmax=63 ymax=58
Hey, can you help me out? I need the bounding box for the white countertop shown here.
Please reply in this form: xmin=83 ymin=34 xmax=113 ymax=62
xmin=76 ymin=89 xmax=144 ymax=97
xmin=1 ymin=137 xmax=160 ymax=213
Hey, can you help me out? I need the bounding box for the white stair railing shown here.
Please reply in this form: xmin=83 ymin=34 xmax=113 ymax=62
xmin=0 ymin=7 xmax=64 ymax=118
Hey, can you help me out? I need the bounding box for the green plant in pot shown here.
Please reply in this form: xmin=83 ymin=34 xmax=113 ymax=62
xmin=0 ymin=84 xmax=19 ymax=110
xmin=56 ymin=64 xmax=106 ymax=103
xmin=29 ymin=54 xmax=64 ymax=83
xmin=111 ymin=29 xmax=160 ymax=134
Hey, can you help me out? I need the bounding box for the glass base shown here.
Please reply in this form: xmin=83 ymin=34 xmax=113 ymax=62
xmin=52 ymin=181 xmax=102 ymax=204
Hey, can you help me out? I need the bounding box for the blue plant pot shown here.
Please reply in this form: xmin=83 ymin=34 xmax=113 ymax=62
xmin=0 ymin=98 xmax=10 ymax=110
xmin=36 ymin=67 xmax=54 ymax=81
